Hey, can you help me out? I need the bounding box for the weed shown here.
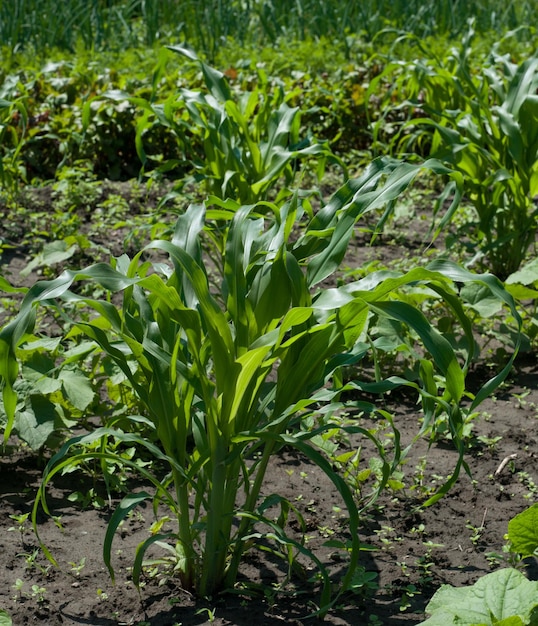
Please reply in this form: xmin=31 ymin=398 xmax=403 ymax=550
xmin=8 ymin=513 xmax=29 ymax=544
xmin=517 ymin=472 xmax=538 ymax=500
xmin=11 ymin=578 xmax=24 ymax=602
xmin=30 ymin=584 xmax=47 ymax=603
xmin=96 ymin=588 xmax=108 ymax=601
xmin=69 ymin=557 xmax=86 ymax=577
xmin=466 ymin=511 xmax=487 ymax=547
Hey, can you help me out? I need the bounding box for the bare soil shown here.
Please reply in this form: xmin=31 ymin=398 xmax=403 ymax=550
xmin=1 ymin=182 xmax=537 ymax=625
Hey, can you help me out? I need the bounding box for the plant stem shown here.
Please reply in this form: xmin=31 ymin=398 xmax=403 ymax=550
xmin=199 ymin=435 xmax=232 ymax=596
xmin=224 ymin=436 xmax=277 ymax=588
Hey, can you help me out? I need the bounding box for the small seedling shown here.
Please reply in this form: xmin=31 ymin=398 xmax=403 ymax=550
xmin=30 ymin=584 xmax=47 ymax=603
xmin=17 ymin=548 xmax=52 ymax=575
xmin=476 ymin=435 xmax=502 ymax=452
xmin=12 ymin=578 xmax=25 ymax=602
xmin=68 ymin=488 xmax=105 ymax=509
xmin=8 ymin=513 xmax=30 ymax=543
xmin=513 ymin=389 xmax=531 ymax=408
xmin=400 ymin=583 xmax=418 ymax=612
xmin=96 ymin=588 xmax=108 ymax=601
xmin=195 ymin=607 xmax=217 ymax=623
xmin=348 ymin=566 xmax=379 ymax=596
xmin=69 ymin=557 xmax=86 ymax=577
xmin=466 ymin=510 xmax=487 ymax=547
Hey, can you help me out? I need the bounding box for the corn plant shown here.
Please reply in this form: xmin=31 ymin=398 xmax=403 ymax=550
xmin=0 ymin=95 xmax=27 ymax=193
xmin=0 ymin=158 xmax=520 ymax=612
xmin=370 ymin=28 xmax=538 ymax=279
xmin=127 ymin=46 xmax=339 ymax=204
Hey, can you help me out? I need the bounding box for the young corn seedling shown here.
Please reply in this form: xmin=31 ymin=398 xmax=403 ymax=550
xmin=0 ymin=158 xmax=520 ymax=613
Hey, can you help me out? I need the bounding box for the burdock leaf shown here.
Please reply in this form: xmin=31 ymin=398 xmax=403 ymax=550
xmin=59 ymin=369 xmax=94 ymax=411
xmin=508 ymin=504 xmax=538 ymax=558
xmin=419 ymin=568 xmax=538 ymax=625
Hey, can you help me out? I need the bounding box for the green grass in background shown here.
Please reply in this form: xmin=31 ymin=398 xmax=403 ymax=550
xmin=1 ymin=0 xmax=536 ymax=59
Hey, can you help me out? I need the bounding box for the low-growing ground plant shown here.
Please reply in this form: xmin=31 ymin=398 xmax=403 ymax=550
xmin=0 ymin=157 xmax=520 ymax=614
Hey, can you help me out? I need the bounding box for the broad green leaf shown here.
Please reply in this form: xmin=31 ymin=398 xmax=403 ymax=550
xmin=508 ymin=504 xmax=538 ymax=558
xmin=27 ymin=374 xmax=62 ymax=395
xmin=461 ymin=283 xmax=503 ymax=317
xmin=16 ymin=395 xmax=57 ymax=450
xmin=0 ymin=609 xmax=12 ymax=626
xmin=20 ymin=240 xmax=78 ymax=277
xmin=59 ymin=369 xmax=94 ymax=411
xmin=504 ymin=57 xmax=538 ymax=117
xmin=506 ymin=258 xmax=538 ymax=286
xmin=419 ymin=569 xmax=538 ymax=626
xmin=505 ymin=284 xmax=538 ymax=301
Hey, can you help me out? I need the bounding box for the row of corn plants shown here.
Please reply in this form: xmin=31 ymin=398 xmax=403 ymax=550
xmin=2 ymin=0 xmax=536 ymax=58
xmin=1 ymin=31 xmax=535 ymax=193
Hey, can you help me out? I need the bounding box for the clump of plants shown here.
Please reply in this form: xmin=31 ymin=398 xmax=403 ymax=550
xmin=0 ymin=151 xmax=520 ymax=614
xmin=129 ymin=46 xmax=339 ymax=204
xmin=369 ymin=25 xmax=538 ymax=280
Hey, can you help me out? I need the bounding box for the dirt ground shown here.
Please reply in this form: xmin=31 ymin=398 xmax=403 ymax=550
xmin=1 ymin=182 xmax=537 ymax=625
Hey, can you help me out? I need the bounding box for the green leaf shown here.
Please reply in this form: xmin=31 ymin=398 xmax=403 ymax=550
xmin=0 ymin=609 xmax=12 ymax=626
xmin=59 ymin=369 xmax=94 ymax=411
xmin=419 ymin=569 xmax=538 ymax=625
xmin=0 ymin=277 xmax=26 ymax=294
xmin=506 ymin=258 xmax=538 ymax=286
xmin=103 ymin=491 xmax=152 ymax=583
xmin=132 ymin=533 xmax=174 ymax=589
xmin=20 ymin=240 xmax=78 ymax=277
xmin=508 ymin=504 xmax=538 ymax=558
xmin=15 ymin=395 xmax=57 ymax=450
xmin=461 ymin=283 xmax=503 ymax=317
